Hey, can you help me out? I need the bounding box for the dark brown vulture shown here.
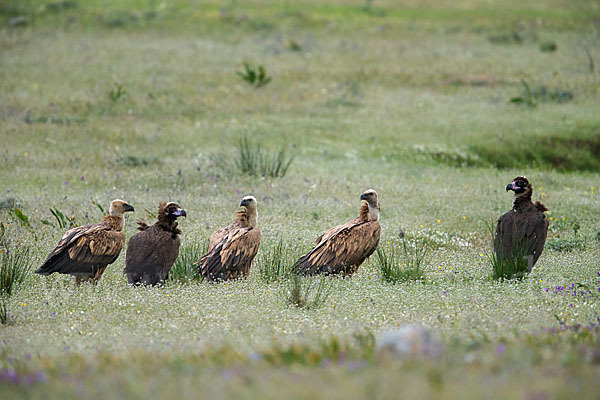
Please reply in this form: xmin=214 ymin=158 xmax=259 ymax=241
xmin=294 ymin=189 xmax=381 ymax=276
xmin=494 ymin=176 xmax=549 ymax=273
xmin=195 ymin=196 xmax=261 ymax=282
xmin=124 ymin=202 xmax=186 ymax=286
xmin=35 ymin=199 xmax=134 ymax=284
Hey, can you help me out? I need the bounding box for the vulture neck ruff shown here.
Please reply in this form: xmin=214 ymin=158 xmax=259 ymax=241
xmin=102 ymin=215 xmax=124 ymax=231
xmin=359 ymin=202 xmax=379 ymax=222
xmin=512 ymin=187 xmax=533 ymax=212
xmin=236 ymin=207 xmax=257 ymax=228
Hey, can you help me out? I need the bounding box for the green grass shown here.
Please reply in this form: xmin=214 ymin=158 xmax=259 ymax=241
xmin=1 ymin=0 xmax=600 ymax=397
xmin=375 ymin=238 xmax=429 ymax=283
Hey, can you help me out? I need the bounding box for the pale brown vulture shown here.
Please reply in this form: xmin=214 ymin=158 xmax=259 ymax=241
xmin=294 ymin=189 xmax=381 ymax=276
xmin=124 ymin=202 xmax=186 ymax=286
xmin=195 ymin=196 xmax=261 ymax=282
xmin=494 ymin=176 xmax=549 ymax=273
xmin=36 ymin=199 xmax=134 ymax=284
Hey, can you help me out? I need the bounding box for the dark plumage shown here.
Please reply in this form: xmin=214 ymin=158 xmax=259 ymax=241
xmin=294 ymin=189 xmax=381 ymax=276
xmin=35 ymin=199 xmax=134 ymax=284
xmin=124 ymin=202 xmax=186 ymax=286
xmin=494 ymin=176 xmax=549 ymax=272
xmin=195 ymin=196 xmax=261 ymax=282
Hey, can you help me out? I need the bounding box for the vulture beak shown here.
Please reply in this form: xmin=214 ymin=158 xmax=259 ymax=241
xmin=172 ymin=209 xmax=187 ymax=218
xmin=124 ymin=204 xmax=135 ymax=212
xmin=360 ymin=193 xmax=368 ymax=201
xmin=240 ymin=199 xmax=250 ymax=207
xmin=506 ymin=183 xmax=515 ymax=192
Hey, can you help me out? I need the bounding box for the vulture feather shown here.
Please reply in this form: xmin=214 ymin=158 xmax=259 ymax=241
xmin=124 ymin=202 xmax=186 ymax=286
xmin=195 ymin=196 xmax=261 ymax=282
xmin=294 ymin=189 xmax=381 ymax=276
xmin=35 ymin=199 xmax=134 ymax=284
xmin=494 ymin=176 xmax=549 ymax=273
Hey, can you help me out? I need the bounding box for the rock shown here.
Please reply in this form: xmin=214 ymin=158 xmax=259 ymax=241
xmin=7 ymin=17 xmax=28 ymax=27
xmin=376 ymin=325 xmax=443 ymax=359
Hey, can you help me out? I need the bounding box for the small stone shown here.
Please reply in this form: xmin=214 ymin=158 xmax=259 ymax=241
xmin=7 ymin=17 xmax=28 ymax=27
xmin=376 ymin=325 xmax=443 ymax=359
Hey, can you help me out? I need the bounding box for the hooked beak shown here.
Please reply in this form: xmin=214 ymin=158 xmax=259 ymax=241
xmin=172 ymin=209 xmax=187 ymax=218
xmin=506 ymin=182 xmax=519 ymax=192
xmin=240 ymin=199 xmax=250 ymax=207
xmin=360 ymin=193 xmax=368 ymax=201
xmin=124 ymin=204 xmax=135 ymax=212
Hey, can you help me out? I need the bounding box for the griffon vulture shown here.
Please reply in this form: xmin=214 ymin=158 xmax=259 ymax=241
xmin=35 ymin=199 xmax=134 ymax=284
xmin=196 ymin=196 xmax=260 ymax=282
xmin=294 ymin=189 xmax=381 ymax=276
xmin=124 ymin=202 xmax=187 ymax=286
xmin=495 ymin=176 xmax=549 ymax=273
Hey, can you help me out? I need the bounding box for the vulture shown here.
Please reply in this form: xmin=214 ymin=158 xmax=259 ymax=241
xmin=494 ymin=176 xmax=549 ymax=273
xmin=294 ymin=189 xmax=381 ymax=276
xmin=196 ymin=196 xmax=261 ymax=282
xmin=36 ymin=199 xmax=134 ymax=284
xmin=124 ymin=202 xmax=187 ymax=286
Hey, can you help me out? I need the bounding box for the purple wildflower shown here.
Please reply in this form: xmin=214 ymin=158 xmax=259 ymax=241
xmin=496 ymin=343 xmax=507 ymax=355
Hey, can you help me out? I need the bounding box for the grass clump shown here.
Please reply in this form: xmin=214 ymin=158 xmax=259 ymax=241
xmin=237 ymin=62 xmax=272 ymax=88
xmin=235 ymin=137 xmax=294 ymax=178
xmin=510 ymin=79 xmax=573 ymax=107
xmin=108 ymin=82 xmax=127 ymax=103
xmin=467 ymin=125 xmax=600 ymax=172
xmin=546 ymin=238 xmax=586 ymax=252
xmin=284 ymin=273 xmax=333 ymax=310
xmin=375 ymin=238 xmax=428 ymax=283
xmin=256 ymin=239 xmax=297 ymax=283
xmin=0 ymin=242 xmax=32 ymax=325
xmin=169 ymin=240 xmax=208 ymax=282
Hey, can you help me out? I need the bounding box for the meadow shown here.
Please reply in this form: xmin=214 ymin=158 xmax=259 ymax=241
xmin=1 ymin=0 xmax=600 ymax=398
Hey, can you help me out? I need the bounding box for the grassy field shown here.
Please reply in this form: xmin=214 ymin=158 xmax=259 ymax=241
xmin=1 ymin=0 xmax=600 ymax=398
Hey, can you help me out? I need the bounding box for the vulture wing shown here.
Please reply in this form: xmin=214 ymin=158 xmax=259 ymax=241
xmin=208 ymin=225 xmax=231 ymax=251
xmin=124 ymin=226 xmax=181 ymax=285
xmin=36 ymin=224 xmax=125 ymax=277
xmin=494 ymin=211 xmax=548 ymax=272
xmin=200 ymin=227 xmax=261 ymax=281
xmin=295 ymin=220 xmax=380 ymax=276
xmin=524 ymin=212 xmax=548 ymax=270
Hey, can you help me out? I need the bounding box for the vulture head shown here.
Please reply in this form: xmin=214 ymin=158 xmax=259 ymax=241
xmin=360 ymin=189 xmax=380 ymax=221
xmin=109 ymin=199 xmax=135 ymax=217
xmin=506 ymin=176 xmax=532 ymax=197
xmin=239 ymin=195 xmax=258 ymax=227
xmin=160 ymin=202 xmax=187 ymax=222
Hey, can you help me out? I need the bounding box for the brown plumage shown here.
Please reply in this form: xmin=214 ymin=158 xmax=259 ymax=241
xmin=35 ymin=199 xmax=134 ymax=284
xmin=195 ymin=196 xmax=261 ymax=282
xmin=294 ymin=189 xmax=381 ymax=276
xmin=124 ymin=202 xmax=186 ymax=286
xmin=494 ymin=176 xmax=549 ymax=273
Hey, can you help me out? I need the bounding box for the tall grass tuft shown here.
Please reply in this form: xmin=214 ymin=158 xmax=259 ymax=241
xmin=0 ymin=247 xmax=32 ymax=325
xmin=169 ymin=240 xmax=208 ymax=283
xmin=1 ymin=248 xmax=31 ymax=297
xmin=235 ymin=137 xmax=294 ymax=178
xmin=284 ymin=273 xmax=333 ymax=310
xmin=256 ymin=239 xmax=297 ymax=283
xmin=375 ymin=238 xmax=428 ymax=283
xmin=237 ymin=62 xmax=272 ymax=88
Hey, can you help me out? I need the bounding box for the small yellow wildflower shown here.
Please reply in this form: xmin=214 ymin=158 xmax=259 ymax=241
xmin=387 ymin=241 xmax=391 ymax=245
xmin=549 ymin=217 xmax=553 ymax=221
xmin=420 ymin=224 xmax=423 ymax=228
xmin=166 ymin=294 xmax=170 ymax=297
xmin=462 ymin=216 xmax=466 ymax=220
xmin=567 ymin=187 xmax=570 ymax=191
xmin=437 ymin=219 xmax=441 ymax=223
xmin=561 ymin=217 xmax=565 ymax=221
xmin=479 ymin=253 xmax=483 ymax=257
